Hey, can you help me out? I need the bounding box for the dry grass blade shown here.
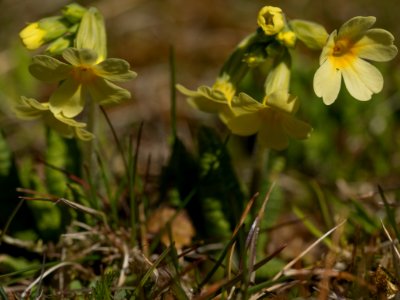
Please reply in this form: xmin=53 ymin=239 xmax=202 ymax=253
xmin=272 ymin=219 xmax=347 ymax=281
xmin=21 ymin=262 xmax=78 ymax=298
xmin=18 ymin=191 xmax=109 ymax=229
xmin=245 ymin=183 xmax=275 ymax=283
xmin=194 ymin=244 xmax=286 ymax=300
xmin=227 ymin=192 xmax=258 ymax=279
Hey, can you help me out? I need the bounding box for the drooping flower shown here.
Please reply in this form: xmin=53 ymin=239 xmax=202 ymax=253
xmin=313 ymin=16 xmax=398 ymax=105
xmin=15 ymin=97 xmax=94 ymax=140
xmin=176 ymin=75 xmax=236 ymax=123
xmin=257 ymin=6 xmax=285 ymax=36
xmin=227 ymin=92 xmax=312 ymax=150
xmin=29 ymin=48 xmax=137 ymax=118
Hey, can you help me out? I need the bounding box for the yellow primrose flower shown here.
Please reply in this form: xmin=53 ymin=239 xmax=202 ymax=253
xmin=257 ymin=6 xmax=285 ymax=36
xmin=176 ymin=75 xmax=235 ymax=123
xmin=15 ymin=97 xmax=94 ymax=140
xmin=20 ymin=17 xmax=69 ymax=50
xmin=227 ymin=92 xmax=312 ymax=150
xmin=313 ymin=16 xmax=398 ymax=105
xmin=29 ymin=48 xmax=137 ymax=118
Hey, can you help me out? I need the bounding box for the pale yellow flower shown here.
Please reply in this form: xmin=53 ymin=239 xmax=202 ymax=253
xmin=176 ymin=75 xmax=235 ymax=123
xmin=227 ymin=92 xmax=312 ymax=150
xmin=313 ymin=16 xmax=398 ymax=105
xmin=257 ymin=6 xmax=285 ymax=36
xmin=15 ymin=97 xmax=94 ymax=140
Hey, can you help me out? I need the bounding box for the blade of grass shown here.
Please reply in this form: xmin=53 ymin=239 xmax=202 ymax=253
xmin=100 ymin=106 xmax=129 ymax=174
xmin=19 ymin=196 xmax=109 ymax=229
xmin=0 ymin=198 xmax=24 ymax=245
xmin=242 ymin=183 xmax=275 ymax=299
xmin=293 ymin=206 xmax=333 ymax=249
xmin=378 ymin=185 xmax=400 ymax=241
xmin=137 ymin=245 xmax=171 ymax=293
xmin=227 ymin=192 xmax=258 ymax=280
xmin=272 ymin=219 xmax=347 ymax=281
xmin=95 ymin=151 xmax=116 ymax=222
xmin=129 ymin=123 xmax=143 ymax=246
xmin=380 ymin=219 xmax=400 ymax=279
xmin=311 ymin=180 xmax=333 ymax=229
xmin=194 ymin=244 xmax=286 ymax=300
xmin=21 ymin=262 xmax=78 ymax=298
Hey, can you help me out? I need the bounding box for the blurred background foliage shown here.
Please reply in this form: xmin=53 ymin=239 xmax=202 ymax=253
xmin=0 ymin=0 xmax=400 ymax=284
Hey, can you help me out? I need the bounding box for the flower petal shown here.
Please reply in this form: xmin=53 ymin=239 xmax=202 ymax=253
xmin=87 ymin=77 xmax=131 ymax=105
xmin=15 ymin=97 xmax=48 ymax=119
xmin=265 ymin=92 xmax=299 ymax=114
xmin=354 ymin=29 xmax=398 ymax=62
xmin=342 ymin=57 xmax=383 ymax=101
xmin=49 ymin=78 xmax=85 ymax=117
xmin=282 ymin=115 xmax=313 ymax=140
xmin=230 ymin=93 xmax=264 ymax=114
xmin=95 ymin=58 xmax=137 ymax=82
xmin=313 ymin=59 xmax=342 ymax=105
xmin=258 ymin=112 xmax=288 ymax=150
xmin=62 ymin=48 xmax=98 ymax=66
xmin=29 ymin=55 xmax=71 ymax=82
xmin=177 ymin=84 xmax=230 ymax=113
xmin=338 ymin=16 xmax=376 ymax=42
xmin=319 ymin=31 xmax=336 ymax=65
xmin=226 ymin=112 xmax=261 ymax=136
xmin=265 ymin=50 xmax=291 ymax=95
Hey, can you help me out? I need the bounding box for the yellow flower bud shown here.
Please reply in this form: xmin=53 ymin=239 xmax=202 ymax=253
xmin=20 ymin=17 xmax=69 ymax=50
xmin=257 ymin=6 xmax=285 ymax=35
xmin=277 ymin=30 xmax=297 ymax=48
xmin=19 ymin=23 xmax=46 ymax=50
xmin=46 ymin=36 xmax=71 ymax=55
xmin=62 ymin=3 xmax=87 ymax=24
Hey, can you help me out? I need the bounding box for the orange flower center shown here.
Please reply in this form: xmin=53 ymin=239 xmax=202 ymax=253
xmin=330 ymin=38 xmax=357 ymax=70
xmin=71 ymin=65 xmax=97 ymax=84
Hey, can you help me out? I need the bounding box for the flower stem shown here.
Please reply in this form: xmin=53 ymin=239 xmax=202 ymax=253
xmin=83 ymin=95 xmax=99 ymax=209
xmin=250 ymin=135 xmax=269 ymax=198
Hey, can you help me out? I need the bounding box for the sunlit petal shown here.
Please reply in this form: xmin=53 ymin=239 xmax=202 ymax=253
xmin=354 ymin=29 xmax=398 ymax=62
xmin=87 ymin=77 xmax=131 ymax=105
xmin=313 ymin=60 xmax=341 ymax=105
xmin=62 ymin=48 xmax=98 ymax=66
xmin=49 ymin=77 xmax=85 ymax=118
xmin=95 ymin=58 xmax=137 ymax=82
xmin=338 ymin=16 xmax=376 ymax=41
xmin=342 ymin=58 xmax=383 ymax=101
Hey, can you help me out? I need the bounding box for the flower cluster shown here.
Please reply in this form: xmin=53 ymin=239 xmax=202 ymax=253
xmin=17 ymin=4 xmax=136 ymax=140
xmin=178 ymin=5 xmax=397 ymax=150
xmin=19 ymin=3 xmax=87 ymax=55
